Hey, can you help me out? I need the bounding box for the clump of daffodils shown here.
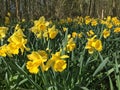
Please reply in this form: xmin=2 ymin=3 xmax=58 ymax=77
xmin=30 ymin=16 xmax=58 ymax=39
xmin=0 ymin=25 xmax=30 ymax=57
xmin=30 ymin=16 xmax=49 ymax=38
xmin=7 ymin=29 xmax=30 ymax=55
xmin=45 ymin=51 xmax=69 ymax=72
xmin=26 ymin=50 xmax=69 ymax=74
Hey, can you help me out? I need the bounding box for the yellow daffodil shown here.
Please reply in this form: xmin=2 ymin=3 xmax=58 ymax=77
xmin=100 ymin=20 xmax=107 ymax=25
xmin=30 ymin=16 xmax=49 ymax=38
xmin=112 ymin=17 xmax=120 ymax=26
xmin=0 ymin=44 xmax=7 ymax=57
xmin=106 ymin=22 xmax=113 ymax=29
xmin=5 ymin=16 xmax=10 ymax=25
xmin=6 ymin=43 xmax=19 ymax=55
xmin=63 ymin=27 xmax=68 ymax=32
xmin=72 ymin=32 xmax=77 ymax=38
xmin=93 ymin=40 xmax=102 ymax=52
xmin=106 ymin=16 xmax=111 ymax=22
xmin=26 ymin=61 xmax=39 ymax=74
xmin=48 ymin=25 xmax=58 ymax=39
xmin=67 ymin=17 xmax=72 ymax=23
xmin=15 ymin=24 xmax=21 ymax=31
xmin=7 ymin=12 xmax=11 ymax=17
xmin=87 ymin=30 xmax=95 ymax=37
xmin=91 ymin=19 xmax=98 ymax=26
xmin=114 ymin=27 xmax=120 ymax=33
xmin=85 ymin=16 xmax=91 ymax=25
xmin=102 ymin=29 xmax=110 ymax=38
xmin=26 ymin=50 xmax=48 ymax=74
xmin=22 ymin=18 xmax=25 ymax=22
xmin=45 ymin=51 xmax=69 ymax=72
xmin=85 ymin=35 xmax=102 ymax=54
xmin=67 ymin=34 xmax=71 ymax=39
xmin=7 ymin=29 xmax=29 ymax=55
xmin=66 ymin=38 xmax=76 ymax=52
xmin=78 ymin=32 xmax=83 ymax=38
xmin=53 ymin=60 xmax=67 ymax=72
xmin=43 ymin=30 xmax=48 ymax=39
xmin=0 ymin=27 xmax=8 ymax=40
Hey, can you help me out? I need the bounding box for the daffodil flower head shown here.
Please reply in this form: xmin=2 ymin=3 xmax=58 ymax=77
xmin=85 ymin=35 xmax=102 ymax=54
xmin=0 ymin=44 xmax=8 ymax=57
xmin=66 ymin=38 xmax=76 ymax=52
xmin=48 ymin=25 xmax=58 ymax=39
xmin=30 ymin=16 xmax=50 ymax=38
xmin=7 ymin=29 xmax=29 ymax=55
xmin=26 ymin=50 xmax=48 ymax=74
xmin=114 ymin=27 xmax=120 ymax=33
xmin=0 ymin=27 xmax=8 ymax=40
xmin=45 ymin=51 xmax=69 ymax=72
xmin=87 ymin=30 xmax=95 ymax=37
xmin=102 ymin=29 xmax=110 ymax=38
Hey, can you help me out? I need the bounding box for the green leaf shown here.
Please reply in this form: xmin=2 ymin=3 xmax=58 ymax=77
xmin=93 ymin=57 xmax=109 ymax=76
xmin=48 ymin=86 xmax=57 ymax=90
xmin=81 ymin=87 xmax=89 ymax=90
xmin=109 ymin=76 xmax=114 ymax=90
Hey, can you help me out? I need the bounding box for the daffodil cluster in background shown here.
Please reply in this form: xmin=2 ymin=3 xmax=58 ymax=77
xmin=30 ymin=16 xmax=58 ymax=40
xmin=0 ymin=15 xmax=120 ymax=90
xmin=26 ymin=50 xmax=69 ymax=74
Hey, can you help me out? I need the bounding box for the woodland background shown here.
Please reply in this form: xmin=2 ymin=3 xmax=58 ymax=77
xmin=0 ymin=0 xmax=120 ymax=20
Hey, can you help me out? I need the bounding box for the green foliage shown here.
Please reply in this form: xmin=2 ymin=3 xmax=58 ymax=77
xmin=0 ymin=16 xmax=120 ymax=90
